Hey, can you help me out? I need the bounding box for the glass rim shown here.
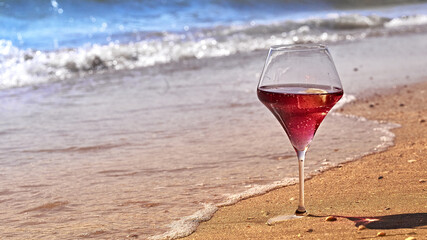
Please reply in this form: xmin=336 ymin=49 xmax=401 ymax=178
xmin=269 ymin=43 xmax=327 ymax=52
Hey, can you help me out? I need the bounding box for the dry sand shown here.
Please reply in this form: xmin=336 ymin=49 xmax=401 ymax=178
xmin=181 ymin=81 xmax=427 ymax=240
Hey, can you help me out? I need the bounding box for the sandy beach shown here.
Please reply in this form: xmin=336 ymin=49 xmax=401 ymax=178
xmin=2 ymin=2 xmax=427 ymax=238
xmin=181 ymin=80 xmax=427 ymax=240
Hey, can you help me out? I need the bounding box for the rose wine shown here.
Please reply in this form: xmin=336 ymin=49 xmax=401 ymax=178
xmin=257 ymin=83 xmax=343 ymax=150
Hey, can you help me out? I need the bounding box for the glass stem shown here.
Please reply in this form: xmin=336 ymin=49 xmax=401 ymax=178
xmin=296 ymin=149 xmax=306 ymax=214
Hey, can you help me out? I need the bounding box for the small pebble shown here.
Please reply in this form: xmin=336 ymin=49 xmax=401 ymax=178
xmin=325 ymin=216 xmax=337 ymax=221
xmin=289 ymin=197 xmax=295 ymax=201
xmin=354 ymin=67 xmax=358 ymax=72
xmin=358 ymin=225 xmax=366 ymax=230
xmin=306 ymin=228 xmax=314 ymax=232
xmin=297 ymin=233 xmax=302 ymax=237
xmin=399 ymin=103 xmax=405 ymax=107
xmin=405 ymin=237 xmax=416 ymax=240
xmin=377 ymin=232 xmax=386 ymax=236
xmin=127 ymin=234 xmax=138 ymax=238
xmin=419 ymin=179 xmax=426 ymax=183
xmin=369 ymin=103 xmax=375 ymax=108
xmin=420 ymin=119 xmax=426 ymax=123
xmin=408 ymin=159 xmax=417 ymax=163
xmin=247 ymin=217 xmax=254 ymax=220
xmin=385 ymin=207 xmax=391 ymax=210
xmin=378 ymin=176 xmax=384 ymax=180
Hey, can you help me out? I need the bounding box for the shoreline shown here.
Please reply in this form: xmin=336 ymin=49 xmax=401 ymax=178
xmin=179 ymin=80 xmax=427 ymax=240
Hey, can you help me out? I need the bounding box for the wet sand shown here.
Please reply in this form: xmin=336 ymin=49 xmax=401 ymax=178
xmin=181 ymin=81 xmax=427 ymax=240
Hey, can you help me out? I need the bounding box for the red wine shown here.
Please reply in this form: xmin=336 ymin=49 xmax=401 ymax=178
xmin=257 ymin=84 xmax=343 ymax=150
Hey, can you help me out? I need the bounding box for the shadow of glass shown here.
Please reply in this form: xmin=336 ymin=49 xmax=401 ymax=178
xmin=307 ymin=213 xmax=427 ymax=229
xmin=344 ymin=213 xmax=427 ymax=229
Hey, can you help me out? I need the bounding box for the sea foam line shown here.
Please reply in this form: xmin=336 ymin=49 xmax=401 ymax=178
xmin=2 ymin=14 xmax=427 ymax=90
xmin=148 ymin=178 xmax=298 ymax=240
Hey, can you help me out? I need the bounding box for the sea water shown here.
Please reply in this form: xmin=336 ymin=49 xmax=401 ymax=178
xmin=1 ymin=1 xmax=427 ymax=239
xmin=2 ymin=0 xmax=427 ymax=88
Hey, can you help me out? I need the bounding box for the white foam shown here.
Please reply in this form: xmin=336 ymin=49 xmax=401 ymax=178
xmin=385 ymin=15 xmax=427 ymax=28
xmin=148 ymin=204 xmax=218 ymax=240
xmin=332 ymin=93 xmax=356 ymax=110
xmin=2 ymin=14 xmax=427 ymax=89
xmin=313 ymin=14 xmax=388 ymax=29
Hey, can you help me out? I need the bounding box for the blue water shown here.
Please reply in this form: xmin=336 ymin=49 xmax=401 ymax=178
xmin=2 ymin=0 xmax=427 ymax=50
xmin=0 ymin=0 xmax=311 ymax=50
xmin=1 ymin=0 xmax=427 ymax=89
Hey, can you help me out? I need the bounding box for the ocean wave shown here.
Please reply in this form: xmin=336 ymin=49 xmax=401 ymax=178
xmin=1 ymin=14 xmax=427 ymax=89
xmin=384 ymin=14 xmax=427 ymax=27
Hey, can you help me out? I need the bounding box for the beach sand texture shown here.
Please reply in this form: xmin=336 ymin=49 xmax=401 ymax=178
xmin=181 ymin=81 xmax=427 ymax=240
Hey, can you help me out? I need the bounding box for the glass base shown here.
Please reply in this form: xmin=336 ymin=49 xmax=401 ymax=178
xmin=295 ymin=207 xmax=307 ymax=215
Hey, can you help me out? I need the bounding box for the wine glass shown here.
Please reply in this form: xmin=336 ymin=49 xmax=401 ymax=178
xmin=257 ymin=44 xmax=343 ymax=216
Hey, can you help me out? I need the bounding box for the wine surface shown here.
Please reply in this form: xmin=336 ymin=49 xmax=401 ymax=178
xmin=257 ymin=84 xmax=343 ymax=150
